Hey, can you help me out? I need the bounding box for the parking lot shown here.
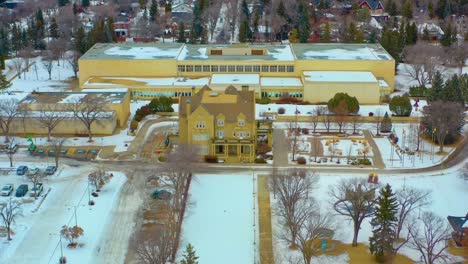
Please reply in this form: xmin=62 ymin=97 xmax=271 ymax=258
xmin=29 ymin=146 xmax=101 ymax=160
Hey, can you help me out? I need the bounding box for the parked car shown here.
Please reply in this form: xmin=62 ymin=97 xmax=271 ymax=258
xmin=28 ymin=167 xmax=39 ymax=176
xmin=45 ymin=166 xmax=57 ymax=175
xmin=1 ymin=184 xmax=14 ymax=196
xmin=15 ymin=184 xmax=28 ymax=197
xmin=30 ymin=183 xmax=43 ymax=197
xmin=16 ymin=166 xmax=28 ymax=175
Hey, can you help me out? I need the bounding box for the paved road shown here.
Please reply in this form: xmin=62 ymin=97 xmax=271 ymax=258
xmin=273 ymin=129 xmax=289 ymax=166
xmin=363 ymin=130 xmax=385 ymax=169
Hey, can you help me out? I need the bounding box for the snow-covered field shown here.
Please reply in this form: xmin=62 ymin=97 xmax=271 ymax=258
xmin=181 ymin=174 xmax=257 ymax=264
xmin=272 ymin=163 xmax=468 ymax=263
xmin=0 ymin=163 xmax=127 ymax=264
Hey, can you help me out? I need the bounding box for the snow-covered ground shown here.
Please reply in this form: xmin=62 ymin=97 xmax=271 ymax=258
xmin=181 ymin=174 xmax=257 ymax=264
xmin=373 ymin=123 xmax=454 ymax=168
xmin=0 ymin=163 xmax=127 ymax=264
xmin=273 ymin=163 xmax=468 ymax=263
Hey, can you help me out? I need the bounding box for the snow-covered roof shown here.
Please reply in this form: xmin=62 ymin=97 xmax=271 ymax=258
xmin=211 ymin=74 xmax=260 ymax=85
xmin=16 ymin=111 xmax=115 ymax=118
xmin=178 ymin=44 xmax=295 ymax=61
xmin=80 ymin=43 xmax=185 ymax=60
xmin=292 ymin=43 xmax=393 ymax=61
xmin=378 ymin=80 xmax=389 ymax=87
xmin=304 ymin=71 xmax=378 ymax=83
xmin=417 ymin=23 xmax=444 ymax=35
xmin=84 ymin=77 xmax=210 ymax=87
xmin=261 ymin=77 xmax=303 ymax=87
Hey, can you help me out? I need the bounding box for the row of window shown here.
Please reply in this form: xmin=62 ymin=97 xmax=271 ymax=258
xmin=261 ymin=92 xmax=303 ymax=98
xmin=178 ymin=65 xmax=294 ymax=73
xmin=132 ymin=91 xmax=192 ymax=98
xmin=217 ymin=131 xmax=251 ymax=139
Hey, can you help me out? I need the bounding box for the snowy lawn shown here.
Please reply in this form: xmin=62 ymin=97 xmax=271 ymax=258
xmin=181 ymin=174 xmax=257 ymax=264
xmin=272 ymin=164 xmax=468 ymax=263
xmin=0 ymin=164 xmax=127 ymax=264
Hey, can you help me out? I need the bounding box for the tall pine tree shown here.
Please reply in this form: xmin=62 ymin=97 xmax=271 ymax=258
xmin=321 ymin=22 xmax=330 ymax=42
xmin=178 ymin=22 xmax=186 ymax=43
xmin=297 ymin=0 xmax=310 ymax=43
xmin=0 ymin=71 xmax=12 ymax=90
xmin=427 ymin=71 xmax=444 ymax=102
xmin=49 ymin=17 xmax=59 ymax=38
xmin=180 ymin=243 xmax=199 ymax=264
xmin=369 ymin=184 xmax=398 ymax=263
xmin=149 ymin=0 xmax=158 ymax=22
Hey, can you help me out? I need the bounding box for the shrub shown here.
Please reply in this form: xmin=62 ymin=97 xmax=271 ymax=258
xmin=358 ymin=158 xmax=372 ymax=165
xmin=59 ymin=256 xmax=67 ymax=264
xmin=368 ymin=112 xmax=374 ymax=116
xmin=409 ymin=85 xmax=427 ymax=97
xmin=255 ymin=158 xmax=267 ymax=164
xmin=134 ymin=105 xmax=152 ymax=121
xmin=257 ymin=143 xmax=272 ymax=154
xmin=256 ymin=97 xmax=272 ymax=104
xmin=148 ymin=96 xmax=174 ymax=112
xmin=301 ymin=128 xmax=309 ymax=134
xmin=380 ymin=94 xmax=391 ymax=103
xmin=389 ymin=95 xmax=412 ymax=116
xmin=204 ymin=155 xmax=218 ymax=163
xmin=296 ymin=156 xmax=306 ymax=164
xmin=276 ymin=96 xmax=301 ymax=104
xmin=278 ymin=107 xmax=286 ymax=114
xmin=328 ymin=92 xmax=360 ymax=114
xmin=158 ymin=156 xmax=167 ymax=162
xmin=88 ymin=200 xmax=95 ymax=206
xmin=130 ymin=120 xmax=139 ymax=132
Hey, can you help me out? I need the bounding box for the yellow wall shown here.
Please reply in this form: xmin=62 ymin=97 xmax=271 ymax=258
xmin=79 ymin=59 xmax=178 ymax=86
xmin=303 ymin=82 xmax=380 ymax=104
xmin=295 ymin=60 xmax=395 ymax=91
xmin=9 ymin=115 xmax=117 ymax=136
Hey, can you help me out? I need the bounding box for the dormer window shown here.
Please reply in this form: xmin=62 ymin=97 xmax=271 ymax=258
xmin=195 ymin=122 xmax=205 ymax=129
xmin=238 ymin=119 xmax=245 ymax=126
xmin=217 ymin=119 xmax=224 ymax=127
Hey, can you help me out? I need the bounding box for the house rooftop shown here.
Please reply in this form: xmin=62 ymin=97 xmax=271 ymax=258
xmin=291 ymin=43 xmax=393 ymax=61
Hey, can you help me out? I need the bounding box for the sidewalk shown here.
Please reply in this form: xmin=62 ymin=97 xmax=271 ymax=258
xmin=363 ymin=130 xmax=385 ymax=169
xmin=273 ymin=129 xmax=289 ymax=167
xmin=257 ymin=175 xmax=274 ymax=264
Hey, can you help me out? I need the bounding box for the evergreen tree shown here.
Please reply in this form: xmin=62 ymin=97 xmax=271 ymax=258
xmin=369 ymin=184 xmax=398 ymax=263
xmin=149 ymin=0 xmax=158 ymax=22
xmin=11 ymin=24 xmax=22 ymax=54
xmin=0 ymin=71 xmax=12 ymax=90
xmin=288 ymin=28 xmax=299 ymax=43
xmin=0 ymin=54 xmax=5 ymax=70
xmin=436 ymin=0 xmax=447 ymax=19
xmin=318 ymin=0 xmax=329 ymax=9
xmin=0 ymin=26 xmax=10 ymax=56
xmin=389 ymin=96 xmax=412 ymax=116
xmin=180 ymin=243 xmax=199 ymax=264
xmin=192 ymin=2 xmax=203 ymax=40
xmin=355 ymin=27 xmax=365 ymax=43
xmin=73 ymin=27 xmax=88 ymax=55
xmin=321 ymin=22 xmax=330 ymax=42
xmin=73 ymin=3 xmax=78 ymax=15
xmin=239 ymin=20 xmax=252 ymax=42
xmin=277 ymin=0 xmax=289 ymax=23
xmin=241 ymin=0 xmax=250 ymax=20
xmin=178 ymin=22 xmax=186 ymax=43
xmin=189 ymin=24 xmax=196 ymax=44
xmin=387 ymin=0 xmax=398 ymax=16
xmin=368 ymin=29 xmax=377 ymax=43
xmin=443 ymin=74 xmax=464 ymax=105
xmin=346 ymin=22 xmax=357 ymax=43
xmin=104 ymin=17 xmax=116 ymax=43
xmin=428 ymin=2 xmax=435 ymax=19
xmin=401 ymin=0 xmax=413 ymax=19
xmin=405 ymin=22 xmax=417 ymax=45
xmin=380 ymin=112 xmax=392 ymax=133
xmin=427 ymin=71 xmax=444 ymax=102
xmin=82 ymin=0 xmax=90 ymax=8
xmin=440 ymin=23 xmax=456 ymax=47
xmin=297 ymin=0 xmax=310 ymax=43
xmin=49 ymin=17 xmax=59 ymax=38
xmin=58 ymin=0 xmax=70 ymax=7
xmin=422 ymin=27 xmax=430 ymax=41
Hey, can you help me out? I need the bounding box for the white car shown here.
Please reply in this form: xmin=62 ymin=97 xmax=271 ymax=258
xmin=1 ymin=184 xmax=14 ymax=196
xmin=28 ymin=167 xmax=39 ymax=176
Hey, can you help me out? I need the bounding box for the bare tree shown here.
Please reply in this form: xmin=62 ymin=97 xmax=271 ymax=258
xmin=18 ymin=46 xmax=35 ymax=80
xmin=310 ymin=107 xmax=322 ymax=133
xmin=404 ymin=43 xmax=444 ymax=87
xmin=131 ymin=227 xmax=173 ymax=264
xmin=0 ymin=98 xmax=20 ymax=143
xmin=224 ymin=0 xmax=238 ymax=41
xmin=333 ymin=101 xmax=349 ymax=134
xmin=423 ymin=101 xmax=465 ymax=153
xmin=0 ymin=198 xmax=23 ymax=241
xmin=67 ymin=51 xmax=81 ymax=79
xmin=330 ymin=177 xmax=377 ymax=246
xmin=270 ymin=168 xmax=318 ymax=244
xmin=350 ymin=115 xmax=362 ymax=135
xmin=5 ymin=137 xmax=17 ymax=167
xmin=38 ymin=105 xmax=66 ymax=141
xmin=159 ymin=144 xmax=199 ymax=261
xmin=407 ymin=212 xmax=452 ymax=264
xmin=48 ymin=39 xmax=68 ymax=67
xmin=320 ymin=107 xmax=332 ymax=133
xmin=42 ymin=50 xmax=56 ymax=80
xmin=395 ymin=187 xmax=431 ymax=239
xmin=290 ymin=211 xmax=336 ymax=264
xmin=206 ymin=2 xmax=221 ymax=42
xmin=11 ymin=57 xmax=23 ymax=79
xmin=28 ymin=170 xmax=46 ymax=198
xmin=50 ymin=138 xmax=66 ymax=168
xmin=68 ymin=95 xmax=108 ymax=142
xmin=374 ymin=108 xmax=384 ymax=136
xmin=446 ymin=43 xmax=468 ymax=75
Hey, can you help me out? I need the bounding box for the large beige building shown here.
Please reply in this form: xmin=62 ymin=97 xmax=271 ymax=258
xmin=79 ymin=43 xmax=395 ymax=104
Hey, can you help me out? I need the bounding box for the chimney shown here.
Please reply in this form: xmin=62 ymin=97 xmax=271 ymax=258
xmin=186 ymin=98 xmax=191 ymax=117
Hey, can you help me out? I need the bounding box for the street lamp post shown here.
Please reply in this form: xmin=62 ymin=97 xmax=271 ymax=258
xmin=50 ymin=233 xmax=64 ymax=263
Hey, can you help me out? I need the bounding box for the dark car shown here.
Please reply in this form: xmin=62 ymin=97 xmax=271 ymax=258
xmin=45 ymin=166 xmax=57 ymax=175
xmin=15 ymin=184 xmax=29 ymax=197
xmin=16 ymin=166 xmax=28 ymax=176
